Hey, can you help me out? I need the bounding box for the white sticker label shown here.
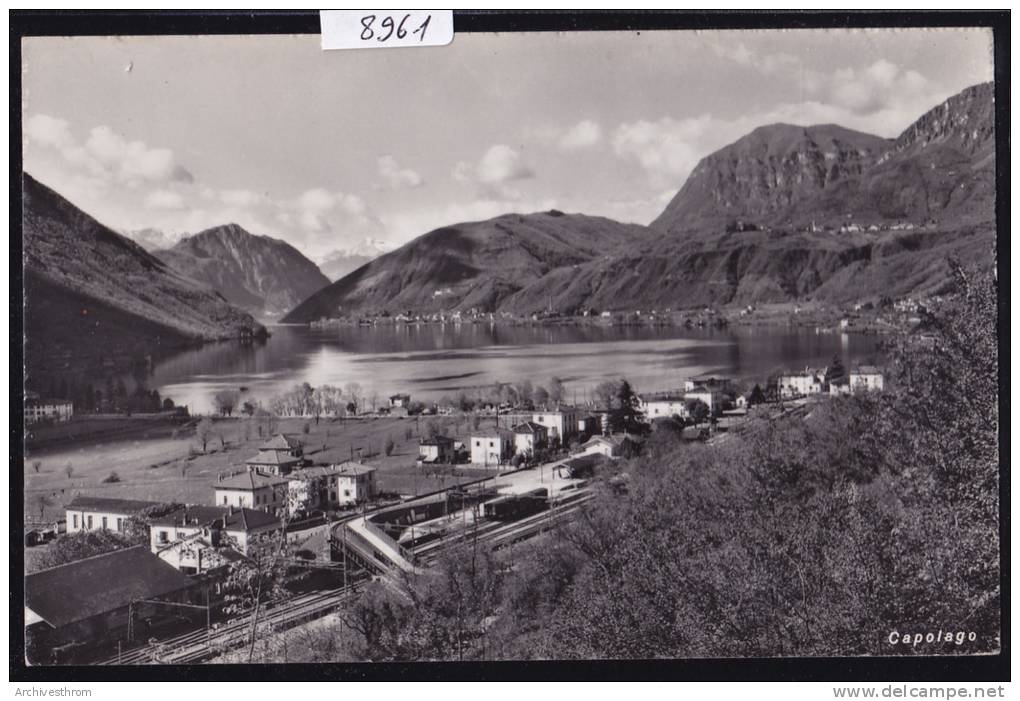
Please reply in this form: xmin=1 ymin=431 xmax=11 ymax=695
xmin=320 ymin=10 xmax=454 ymax=51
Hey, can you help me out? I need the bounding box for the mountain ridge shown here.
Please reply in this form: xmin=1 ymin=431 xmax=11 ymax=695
xmin=282 ymin=82 xmax=995 ymax=321
xmin=155 ymin=224 xmax=330 ymax=319
xmin=22 ymin=173 xmax=264 ymax=390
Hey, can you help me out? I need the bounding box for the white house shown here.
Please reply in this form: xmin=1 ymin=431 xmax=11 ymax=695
xmin=470 ymin=430 xmax=514 ymax=467
xmin=531 ymin=408 xmax=579 ymax=441
xmin=334 ymin=464 xmax=378 ymax=506
xmin=418 ymin=435 xmax=455 ymax=464
xmin=149 ymin=505 xmax=282 ymax=560
xmin=638 ymin=393 xmax=689 ymax=420
xmin=25 ymin=393 xmax=74 ymax=425
xmin=576 ymin=435 xmax=622 ymax=459
xmin=849 ymin=366 xmax=885 ymax=392
xmin=512 ymin=421 xmax=548 ymax=456
xmin=684 ymin=388 xmax=724 ymax=415
xmin=65 ymin=496 xmax=163 ymax=534
xmin=779 ymin=370 xmax=826 ymax=399
xmin=214 ymin=471 xmax=290 ymax=515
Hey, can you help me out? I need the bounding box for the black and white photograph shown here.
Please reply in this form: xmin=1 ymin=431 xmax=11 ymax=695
xmin=12 ymin=11 xmax=1006 ymax=682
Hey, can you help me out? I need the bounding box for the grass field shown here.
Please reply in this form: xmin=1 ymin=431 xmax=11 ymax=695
xmin=23 ymin=413 xmax=511 ymax=523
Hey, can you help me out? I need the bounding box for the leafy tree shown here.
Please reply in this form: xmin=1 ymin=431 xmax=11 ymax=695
xmin=64 ymin=463 xmax=74 ymax=481
xmin=826 ymin=354 xmax=848 ymax=387
xmin=684 ymin=398 xmax=710 ymax=427
xmin=532 ymin=385 xmax=549 ymax=408
xmin=748 ymin=384 xmax=766 ymax=406
xmin=608 ymin=380 xmax=641 ymax=434
xmin=384 ymin=436 xmax=395 ymax=456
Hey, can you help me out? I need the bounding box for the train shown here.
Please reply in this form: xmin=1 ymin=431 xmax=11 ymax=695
xmin=482 ymin=488 xmax=549 ymax=522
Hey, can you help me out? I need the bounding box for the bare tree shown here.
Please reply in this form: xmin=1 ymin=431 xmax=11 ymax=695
xmin=196 ymin=417 xmax=215 ymax=453
xmin=344 ymin=382 xmax=363 ymax=415
xmin=33 ymin=493 xmax=53 ymax=520
xmin=31 ymin=460 xmax=42 ymax=474
xmin=213 ymin=389 xmax=241 ymax=417
xmin=64 ymin=463 xmax=74 ymax=481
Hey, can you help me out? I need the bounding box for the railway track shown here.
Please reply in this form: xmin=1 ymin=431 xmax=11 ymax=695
xmin=96 ymin=484 xmax=591 ymax=665
xmin=414 ymin=490 xmax=592 ymax=566
xmin=98 ymin=581 xmax=364 ymax=666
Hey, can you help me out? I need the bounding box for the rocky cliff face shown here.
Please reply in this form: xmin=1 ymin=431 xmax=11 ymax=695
xmin=156 ymin=224 xmax=331 ymax=319
xmin=653 ymin=124 xmax=891 ymax=234
xmin=653 ymin=82 xmax=994 ymax=235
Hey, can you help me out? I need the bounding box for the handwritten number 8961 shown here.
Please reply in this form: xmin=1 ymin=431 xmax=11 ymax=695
xmin=360 ymin=14 xmax=432 ymax=43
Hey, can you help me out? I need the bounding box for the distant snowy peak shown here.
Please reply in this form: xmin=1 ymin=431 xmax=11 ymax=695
xmin=122 ymin=227 xmax=188 ymax=252
xmin=318 ymin=238 xmax=398 ymax=281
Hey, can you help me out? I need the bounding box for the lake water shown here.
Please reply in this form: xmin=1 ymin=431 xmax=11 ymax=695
xmin=150 ymin=323 xmax=884 ymax=414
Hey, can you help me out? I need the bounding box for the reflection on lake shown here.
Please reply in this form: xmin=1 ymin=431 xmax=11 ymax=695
xmin=150 ymin=323 xmax=884 ymax=414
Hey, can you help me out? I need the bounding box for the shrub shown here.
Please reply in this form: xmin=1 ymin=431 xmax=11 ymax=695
xmin=102 ymin=471 xmax=121 ymax=483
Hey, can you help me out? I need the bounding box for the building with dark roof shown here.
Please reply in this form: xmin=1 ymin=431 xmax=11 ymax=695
xmin=150 ymin=505 xmax=282 ymax=560
xmin=246 ymin=434 xmax=305 ymax=475
xmin=65 ymin=496 xmax=166 ymax=535
xmin=418 ymin=435 xmax=455 ymax=464
xmin=25 ymin=545 xmax=196 ymax=662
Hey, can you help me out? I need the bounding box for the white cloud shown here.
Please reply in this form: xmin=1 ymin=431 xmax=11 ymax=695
xmin=476 ymin=145 xmax=534 ymax=184
xmin=377 ymin=155 xmax=423 ymax=189
xmin=24 ymin=115 xmax=193 ymax=187
xmin=144 ymin=189 xmax=186 ymax=210
xmin=612 ymin=115 xmax=718 ymax=185
xmin=454 ymin=144 xmax=535 ymax=200
xmin=83 ymin=126 xmax=193 ymax=184
xmin=294 ymin=187 xmax=372 ymax=234
xmin=219 ymin=189 xmax=263 ymax=207
xmin=612 ymin=60 xmax=953 ymax=187
xmin=25 ymin=114 xmax=74 ymax=149
xmin=557 ymin=120 xmax=603 ymax=151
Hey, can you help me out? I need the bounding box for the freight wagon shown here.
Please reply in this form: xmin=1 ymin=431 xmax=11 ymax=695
xmin=483 ymin=488 xmax=549 ymax=522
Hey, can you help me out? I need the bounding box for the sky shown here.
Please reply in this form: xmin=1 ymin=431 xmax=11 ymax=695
xmin=22 ymin=28 xmax=994 ymax=262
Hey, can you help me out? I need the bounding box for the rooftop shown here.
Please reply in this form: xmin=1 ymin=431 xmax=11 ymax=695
xmin=246 ymin=450 xmax=303 ymax=466
xmin=260 ymin=434 xmax=302 ymax=451
xmin=150 ymin=505 xmax=281 ymax=532
xmin=420 ymin=435 xmax=455 ymax=446
xmin=335 ymin=464 xmax=377 ymax=477
xmin=853 ymin=365 xmax=883 ymax=375
xmin=26 ymin=545 xmax=195 ymax=629
xmin=216 ymin=471 xmax=290 ymax=490
xmin=472 ymin=429 xmax=514 ymax=439
xmin=65 ymin=496 xmax=165 ymax=514
xmin=512 ymin=421 xmax=548 ymax=434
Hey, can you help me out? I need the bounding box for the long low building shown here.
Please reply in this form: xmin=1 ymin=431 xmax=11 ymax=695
xmin=65 ymin=496 xmax=164 ymax=534
xmin=25 ymin=545 xmax=197 ymax=663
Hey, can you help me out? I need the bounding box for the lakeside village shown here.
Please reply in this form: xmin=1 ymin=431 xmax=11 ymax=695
xmin=23 ymin=361 xmax=884 ymax=663
xmin=309 ymin=294 xmax=937 ymax=334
